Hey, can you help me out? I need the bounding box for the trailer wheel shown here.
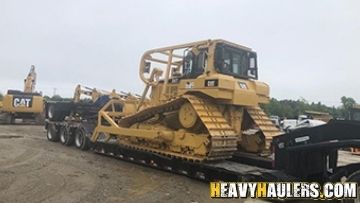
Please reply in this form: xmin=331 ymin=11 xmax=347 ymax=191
xmin=46 ymin=123 xmax=59 ymax=142
xmin=47 ymin=105 xmax=56 ymax=120
xmin=47 ymin=104 xmax=64 ymax=121
xmin=74 ymin=128 xmax=89 ymax=150
xmin=59 ymin=127 xmax=74 ymax=146
xmin=342 ymin=170 xmax=360 ymax=203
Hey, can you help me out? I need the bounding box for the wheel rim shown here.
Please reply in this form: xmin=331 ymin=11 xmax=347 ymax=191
xmin=47 ymin=130 xmax=53 ymax=139
xmin=48 ymin=106 xmax=53 ymax=119
xmin=60 ymin=130 xmax=66 ymax=143
xmin=75 ymin=133 xmax=83 ymax=147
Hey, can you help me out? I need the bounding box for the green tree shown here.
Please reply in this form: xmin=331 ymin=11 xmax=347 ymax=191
xmin=263 ymin=97 xmax=340 ymax=119
xmin=340 ymin=96 xmax=356 ymax=119
xmin=43 ymin=95 xmax=51 ymax=101
xmin=51 ymin=95 xmax=63 ymax=101
xmin=0 ymin=92 xmax=3 ymax=101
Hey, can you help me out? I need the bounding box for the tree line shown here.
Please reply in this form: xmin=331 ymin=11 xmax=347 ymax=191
xmin=261 ymin=96 xmax=356 ymax=119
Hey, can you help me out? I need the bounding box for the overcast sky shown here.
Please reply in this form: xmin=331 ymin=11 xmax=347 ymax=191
xmin=0 ymin=0 xmax=359 ymax=106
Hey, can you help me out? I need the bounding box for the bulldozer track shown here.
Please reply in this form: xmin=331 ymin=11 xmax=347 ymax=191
xmin=116 ymin=94 xmax=238 ymax=161
xmin=184 ymin=95 xmax=237 ymax=160
xmin=245 ymin=106 xmax=281 ymax=149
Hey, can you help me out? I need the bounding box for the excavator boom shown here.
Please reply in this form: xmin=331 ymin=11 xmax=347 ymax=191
xmin=24 ymin=65 xmax=37 ymax=93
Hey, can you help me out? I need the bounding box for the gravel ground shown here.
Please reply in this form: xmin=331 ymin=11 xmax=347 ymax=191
xmin=0 ymin=125 xmax=267 ymax=203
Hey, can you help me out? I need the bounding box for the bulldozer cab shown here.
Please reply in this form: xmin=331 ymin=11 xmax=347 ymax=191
xmin=140 ymin=40 xmax=257 ymax=82
xmin=213 ymin=43 xmax=258 ymax=80
xmin=182 ymin=43 xmax=258 ymax=81
xmin=139 ymin=39 xmax=268 ymax=107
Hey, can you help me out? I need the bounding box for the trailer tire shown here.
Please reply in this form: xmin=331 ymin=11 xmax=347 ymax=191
xmin=47 ymin=104 xmax=66 ymax=121
xmin=59 ymin=127 xmax=74 ymax=146
xmin=47 ymin=123 xmax=59 ymax=142
xmin=47 ymin=105 xmax=58 ymax=121
xmin=74 ymin=128 xmax=89 ymax=150
xmin=342 ymin=170 xmax=360 ymax=203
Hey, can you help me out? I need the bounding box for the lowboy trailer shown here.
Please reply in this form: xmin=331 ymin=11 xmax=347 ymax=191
xmin=45 ymin=101 xmax=360 ymax=185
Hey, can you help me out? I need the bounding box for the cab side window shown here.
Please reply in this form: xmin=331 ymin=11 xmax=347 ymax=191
xmin=183 ymin=50 xmax=207 ymax=79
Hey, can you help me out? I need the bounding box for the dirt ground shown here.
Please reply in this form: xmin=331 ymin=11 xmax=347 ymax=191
xmin=0 ymin=125 xmax=267 ymax=203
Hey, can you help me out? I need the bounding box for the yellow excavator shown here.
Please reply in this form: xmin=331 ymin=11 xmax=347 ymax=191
xmin=1 ymin=65 xmax=44 ymax=124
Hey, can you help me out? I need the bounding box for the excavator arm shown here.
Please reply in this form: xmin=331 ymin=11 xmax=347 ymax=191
xmin=24 ymin=65 xmax=37 ymax=93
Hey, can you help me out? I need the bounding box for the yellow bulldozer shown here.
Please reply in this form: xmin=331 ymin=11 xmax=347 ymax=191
xmin=45 ymin=40 xmax=360 ymax=185
xmin=46 ymin=39 xmax=280 ymax=162
xmin=0 ymin=65 xmax=44 ymax=124
xmin=88 ymin=39 xmax=280 ymax=161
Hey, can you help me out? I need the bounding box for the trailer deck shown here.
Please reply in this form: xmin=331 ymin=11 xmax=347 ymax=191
xmin=45 ymin=118 xmax=360 ymax=189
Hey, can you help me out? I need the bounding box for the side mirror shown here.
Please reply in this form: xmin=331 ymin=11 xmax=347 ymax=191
xmin=144 ymin=62 xmax=151 ymax=73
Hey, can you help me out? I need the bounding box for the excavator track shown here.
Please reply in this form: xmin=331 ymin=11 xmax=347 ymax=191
xmin=245 ymin=106 xmax=281 ymax=149
xmin=116 ymin=94 xmax=238 ymax=161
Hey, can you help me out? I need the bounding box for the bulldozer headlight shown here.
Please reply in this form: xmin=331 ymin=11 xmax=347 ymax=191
xmin=205 ymin=79 xmax=218 ymax=87
xmin=238 ymin=82 xmax=248 ymax=89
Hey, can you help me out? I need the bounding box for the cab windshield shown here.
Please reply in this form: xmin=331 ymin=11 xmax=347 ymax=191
xmin=215 ymin=44 xmax=258 ymax=79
